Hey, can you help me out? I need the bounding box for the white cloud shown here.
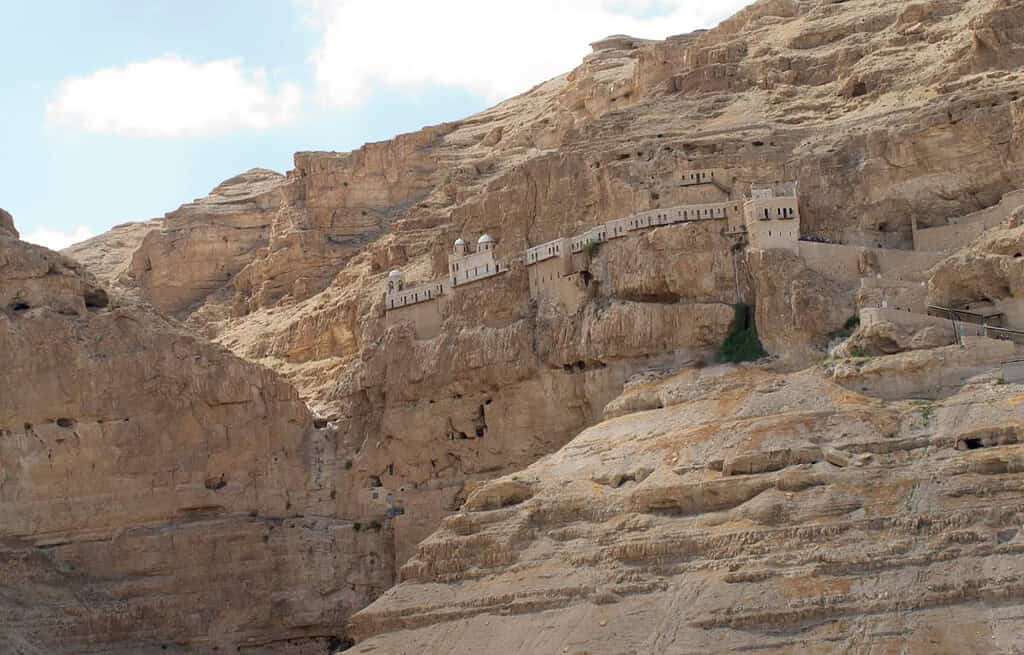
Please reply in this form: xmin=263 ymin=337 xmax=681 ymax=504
xmin=302 ymin=0 xmax=752 ymax=109
xmin=47 ymin=56 xmax=302 ymax=138
xmin=23 ymin=225 xmax=95 ymax=251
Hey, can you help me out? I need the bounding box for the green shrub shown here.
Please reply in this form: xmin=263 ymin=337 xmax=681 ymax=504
xmin=848 ymin=346 xmax=868 ymax=359
xmin=718 ymin=304 xmax=768 ymax=363
xmin=585 ymin=240 xmax=602 ymax=257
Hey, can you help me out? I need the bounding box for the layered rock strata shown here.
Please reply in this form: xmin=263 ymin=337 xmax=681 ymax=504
xmin=51 ymin=0 xmax=1024 ymax=649
xmin=0 ymin=219 xmax=392 ymax=653
xmin=350 ymin=363 xmax=1024 ymax=654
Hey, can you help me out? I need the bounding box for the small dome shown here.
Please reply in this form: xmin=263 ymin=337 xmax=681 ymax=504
xmin=454 ymin=238 xmax=466 ymax=246
xmin=477 ymin=234 xmax=496 ymax=244
xmin=387 ymin=270 xmax=403 ymax=279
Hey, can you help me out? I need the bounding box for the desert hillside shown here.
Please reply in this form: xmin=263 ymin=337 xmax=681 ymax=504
xmin=3 ymin=0 xmax=1023 ymax=652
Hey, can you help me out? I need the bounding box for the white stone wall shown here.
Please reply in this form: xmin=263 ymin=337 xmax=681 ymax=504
xmin=798 ymin=242 xmax=862 ymax=281
xmin=526 ymin=238 xmax=569 ymax=265
xmin=744 ymin=194 xmax=800 ymax=251
xmin=386 ymin=280 xmax=447 ymax=310
xmin=387 ymin=295 xmax=447 ymax=340
xmin=913 ymin=189 xmax=1024 ymax=252
xmin=632 ymin=201 xmax=739 ymax=228
xmin=859 ymin=277 xmax=928 ymax=313
xmin=607 ymin=217 xmax=631 ymax=239
xmin=873 ymin=249 xmax=945 ymax=282
xmin=913 ymin=222 xmax=985 ymax=253
xmin=449 ymin=249 xmax=505 ymax=287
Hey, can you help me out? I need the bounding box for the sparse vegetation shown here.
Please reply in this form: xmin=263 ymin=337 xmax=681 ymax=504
xmin=586 ymin=240 xmax=602 ymax=257
xmin=914 ymin=400 xmax=937 ymax=424
xmin=718 ymin=304 xmax=768 ymax=363
xmin=848 ymin=346 xmax=869 ymax=359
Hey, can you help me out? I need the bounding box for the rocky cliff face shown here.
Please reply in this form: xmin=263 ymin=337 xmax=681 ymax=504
xmin=0 ymin=217 xmax=392 ymax=653
xmin=0 ymin=208 xmax=17 ymax=238
xmin=46 ymin=0 xmax=1024 ymax=651
xmin=349 ymin=363 xmax=1024 ymax=654
xmin=62 ymin=218 xmax=160 ymax=299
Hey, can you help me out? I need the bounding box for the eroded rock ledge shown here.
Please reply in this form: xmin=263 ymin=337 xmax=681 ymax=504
xmin=0 ymin=219 xmax=392 ymax=652
xmin=350 ymin=365 xmax=1024 ymax=653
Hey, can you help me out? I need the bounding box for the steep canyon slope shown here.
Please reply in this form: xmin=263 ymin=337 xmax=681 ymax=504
xmin=44 ymin=0 xmax=1024 ymax=652
xmin=0 ymin=218 xmax=391 ymax=653
xmin=73 ymin=0 xmax=1024 ymax=571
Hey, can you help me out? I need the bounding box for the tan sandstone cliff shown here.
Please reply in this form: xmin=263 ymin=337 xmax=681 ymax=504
xmin=0 ymin=214 xmax=392 ymax=653
xmin=348 ymin=363 xmax=1024 ymax=654
xmin=43 ymin=0 xmax=1024 ymax=651
xmin=103 ymin=0 xmax=1024 ymax=570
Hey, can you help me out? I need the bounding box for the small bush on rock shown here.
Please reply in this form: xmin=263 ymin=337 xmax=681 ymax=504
xmin=718 ymin=304 xmax=767 ymax=363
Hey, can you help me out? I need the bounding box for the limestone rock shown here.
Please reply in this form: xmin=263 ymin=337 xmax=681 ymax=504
xmin=0 ymin=207 xmax=17 ymax=238
xmin=829 ymin=337 xmax=1017 ymax=400
xmin=749 ymin=248 xmax=857 ymax=363
xmin=52 ymin=0 xmax=1024 ymax=649
xmin=1 ymin=220 xmax=108 ymax=316
xmin=128 ymin=168 xmax=292 ymax=315
xmin=349 ymin=366 xmax=1024 ymax=653
xmin=0 ymin=223 xmax=392 ymax=652
xmin=837 ymin=309 xmax=955 ymax=357
xmin=62 ymin=218 xmax=160 ymax=299
xmin=928 ymin=223 xmax=1024 ymax=313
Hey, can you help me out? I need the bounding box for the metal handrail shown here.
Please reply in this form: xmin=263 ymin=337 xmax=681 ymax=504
xmin=927 ymin=304 xmax=1005 ymax=323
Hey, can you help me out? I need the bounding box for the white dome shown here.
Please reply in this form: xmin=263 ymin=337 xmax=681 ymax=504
xmin=387 ymin=270 xmax=403 ymax=279
xmin=477 ymin=234 xmax=496 ymax=244
xmin=454 ymin=238 xmax=466 ymax=246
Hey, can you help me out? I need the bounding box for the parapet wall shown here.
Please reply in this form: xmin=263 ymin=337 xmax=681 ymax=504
xmin=912 ymin=222 xmax=986 ymax=253
xmin=798 ymin=242 xmax=947 ymax=285
xmin=913 ymin=189 xmax=1024 ymax=252
xmin=387 ymin=295 xmax=447 ymax=340
xmin=858 ymin=277 xmax=928 ymax=313
xmin=872 ymin=248 xmax=946 ymax=281
xmin=797 ymin=242 xmax=862 ymax=282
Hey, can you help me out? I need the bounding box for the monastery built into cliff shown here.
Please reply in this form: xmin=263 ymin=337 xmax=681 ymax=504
xmin=384 ymin=168 xmax=1024 ymax=359
xmin=385 ymin=170 xmax=800 ymax=332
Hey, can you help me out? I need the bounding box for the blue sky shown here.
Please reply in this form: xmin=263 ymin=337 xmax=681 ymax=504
xmin=0 ymin=0 xmax=749 ymax=249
